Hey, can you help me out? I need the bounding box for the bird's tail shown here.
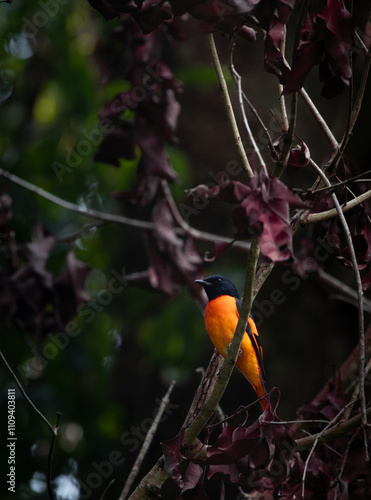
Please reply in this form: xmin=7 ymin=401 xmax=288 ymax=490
xmin=254 ymin=383 xmax=269 ymax=412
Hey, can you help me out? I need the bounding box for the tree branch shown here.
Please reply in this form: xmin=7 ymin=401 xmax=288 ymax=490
xmin=0 ymin=168 xmax=251 ymax=252
xmin=0 ymin=348 xmax=57 ymax=435
xmin=120 ymin=381 xmax=176 ymax=500
xmin=0 ymin=348 xmax=60 ymax=499
xmin=296 ymin=407 xmax=371 ymax=450
xmin=128 ymin=457 xmax=169 ymax=500
xmin=229 ymin=33 xmax=267 ymax=172
xmin=181 ymin=237 xmax=260 ymax=452
xmin=309 ymin=159 xmax=367 ymax=458
xmin=207 ymin=33 xmax=254 ymax=179
xmin=304 ymin=188 xmax=371 ymax=224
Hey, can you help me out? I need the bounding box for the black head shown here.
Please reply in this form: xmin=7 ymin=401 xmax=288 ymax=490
xmin=195 ymin=275 xmax=240 ymax=301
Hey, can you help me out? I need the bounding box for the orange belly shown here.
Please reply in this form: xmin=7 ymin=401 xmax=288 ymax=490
xmin=204 ymin=296 xmax=264 ymax=393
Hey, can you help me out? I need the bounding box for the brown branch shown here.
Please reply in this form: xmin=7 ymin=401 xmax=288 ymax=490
xmin=296 ymin=407 xmax=371 ymax=451
xmin=229 ymin=33 xmax=267 ymax=171
xmin=120 ymin=381 xmax=176 ymax=500
xmin=303 ymin=182 xmax=371 ymax=226
xmin=301 ymin=406 xmax=347 ymax=495
xmin=310 ymin=160 xmax=367 ymax=457
xmin=0 ymin=348 xmax=57 ymax=435
xmin=0 ymin=167 xmax=153 ymax=230
xmin=0 ymin=168 xmax=251 ymax=252
xmin=299 ymin=88 xmax=339 ymax=152
xmin=160 ymin=179 xmax=251 ymax=252
xmin=207 ymin=33 xmax=254 ymax=179
xmin=181 ymin=237 xmax=260 ymax=451
xmin=128 ymin=457 xmax=168 ymax=500
xmin=182 ymin=350 xmax=224 ymax=432
xmin=0 ymin=348 xmax=60 ymax=499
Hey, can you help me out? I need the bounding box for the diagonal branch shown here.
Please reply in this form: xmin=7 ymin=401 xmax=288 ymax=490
xmin=0 ymin=348 xmax=60 ymax=499
xmin=296 ymin=406 xmax=371 ymax=450
xmin=310 ymin=159 xmax=368 ymax=458
xmin=207 ymin=33 xmax=254 ymax=179
xmin=229 ymin=33 xmax=267 ymax=172
xmin=120 ymin=381 xmax=176 ymax=500
xmin=181 ymin=237 xmax=260 ymax=452
xmin=304 ymin=188 xmax=371 ymax=224
xmin=0 ymin=168 xmax=251 ymax=251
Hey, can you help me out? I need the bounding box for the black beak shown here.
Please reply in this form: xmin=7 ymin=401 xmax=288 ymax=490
xmin=195 ymin=279 xmax=210 ymax=287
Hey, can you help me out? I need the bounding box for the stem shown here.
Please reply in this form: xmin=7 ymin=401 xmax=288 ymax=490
xmin=207 ymin=33 xmax=254 ymax=179
xmin=229 ymin=33 xmax=267 ymax=172
xmin=0 ymin=348 xmax=60 ymax=499
xmin=0 ymin=348 xmax=56 ymax=435
xmin=47 ymin=413 xmax=61 ymax=500
xmin=299 ymin=88 xmax=339 ymax=152
xmin=296 ymin=406 xmax=371 ymax=450
xmin=128 ymin=457 xmax=168 ymax=500
xmin=272 ymin=91 xmax=298 ymax=178
xmin=0 ymin=167 xmax=152 ymax=230
xmin=310 ymin=160 xmax=367 ymax=458
xmin=304 ymin=188 xmax=371 ymax=224
xmin=301 ymin=407 xmax=347 ymax=497
xmin=120 ymin=381 xmax=176 ymax=499
xmin=278 ymin=25 xmax=289 ymax=133
xmin=0 ymin=168 xmax=251 ymax=252
xmin=181 ymin=237 xmax=260 ymax=451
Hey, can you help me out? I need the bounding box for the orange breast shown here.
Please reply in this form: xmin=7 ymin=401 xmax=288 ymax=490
xmin=204 ymin=295 xmax=239 ymax=357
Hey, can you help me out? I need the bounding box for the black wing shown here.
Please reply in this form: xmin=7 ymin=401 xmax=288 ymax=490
xmin=236 ymin=297 xmax=267 ymax=388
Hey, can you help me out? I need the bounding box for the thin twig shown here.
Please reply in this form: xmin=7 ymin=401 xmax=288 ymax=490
xmin=181 ymin=237 xmax=260 ymax=452
xmin=272 ymin=91 xmax=298 ymax=178
xmin=296 ymin=406 xmax=371 ymax=450
xmin=301 ymin=406 xmax=347 ymax=497
xmin=304 ymin=188 xmax=371 ymax=224
xmin=0 ymin=348 xmax=60 ymax=499
xmin=100 ymin=480 xmax=116 ymax=500
xmin=310 ymin=159 xmax=368 ymax=460
xmin=119 ymin=380 xmax=176 ymax=500
xmin=344 ymin=357 xmax=371 ymax=420
xmin=56 ymin=221 xmax=105 ymax=244
xmin=333 ymin=429 xmax=359 ymax=500
xmin=229 ymin=33 xmax=267 ymax=171
xmin=47 ymin=412 xmax=61 ymax=500
xmin=327 ymin=47 xmax=371 ymax=175
xmin=308 ymin=168 xmax=371 ymax=195
xmin=0 ymin=168 xmax=251 ymax=252
xmin=207 ymin=33 xmax=254 ymax=179
xmin=299 ymin=89 xmax=339 ymax=152
xmin=278 ymin=25 xmax=289 ymax=133
xmin=160 ymin=179 xmax=251 ymax=252
xmin=0 ymin=167 xmax=153 ymax=230
xmin=0 ymin=348 xmax=56 ymax=435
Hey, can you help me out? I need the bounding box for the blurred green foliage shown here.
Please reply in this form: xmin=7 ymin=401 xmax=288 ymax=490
xmin=0 ymin=3 xmax=211 ymax=499
xmin=0 ymin=2 xmax=367 ymax=500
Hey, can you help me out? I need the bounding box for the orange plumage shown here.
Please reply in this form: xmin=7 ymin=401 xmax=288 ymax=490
xmin=196 ymin=275 xmax=268 ymax=411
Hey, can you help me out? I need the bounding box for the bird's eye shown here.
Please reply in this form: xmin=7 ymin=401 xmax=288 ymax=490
xmin=217 ymin=278 xmax=222 ymax=283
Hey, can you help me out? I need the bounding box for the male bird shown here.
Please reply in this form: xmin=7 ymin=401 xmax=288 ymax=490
xmin=195 ymin=275 xmax=268 ymax=411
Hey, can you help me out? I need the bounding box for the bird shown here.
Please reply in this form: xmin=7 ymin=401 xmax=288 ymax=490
xmin=195 ymin=274 xmax=268 ymax=411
